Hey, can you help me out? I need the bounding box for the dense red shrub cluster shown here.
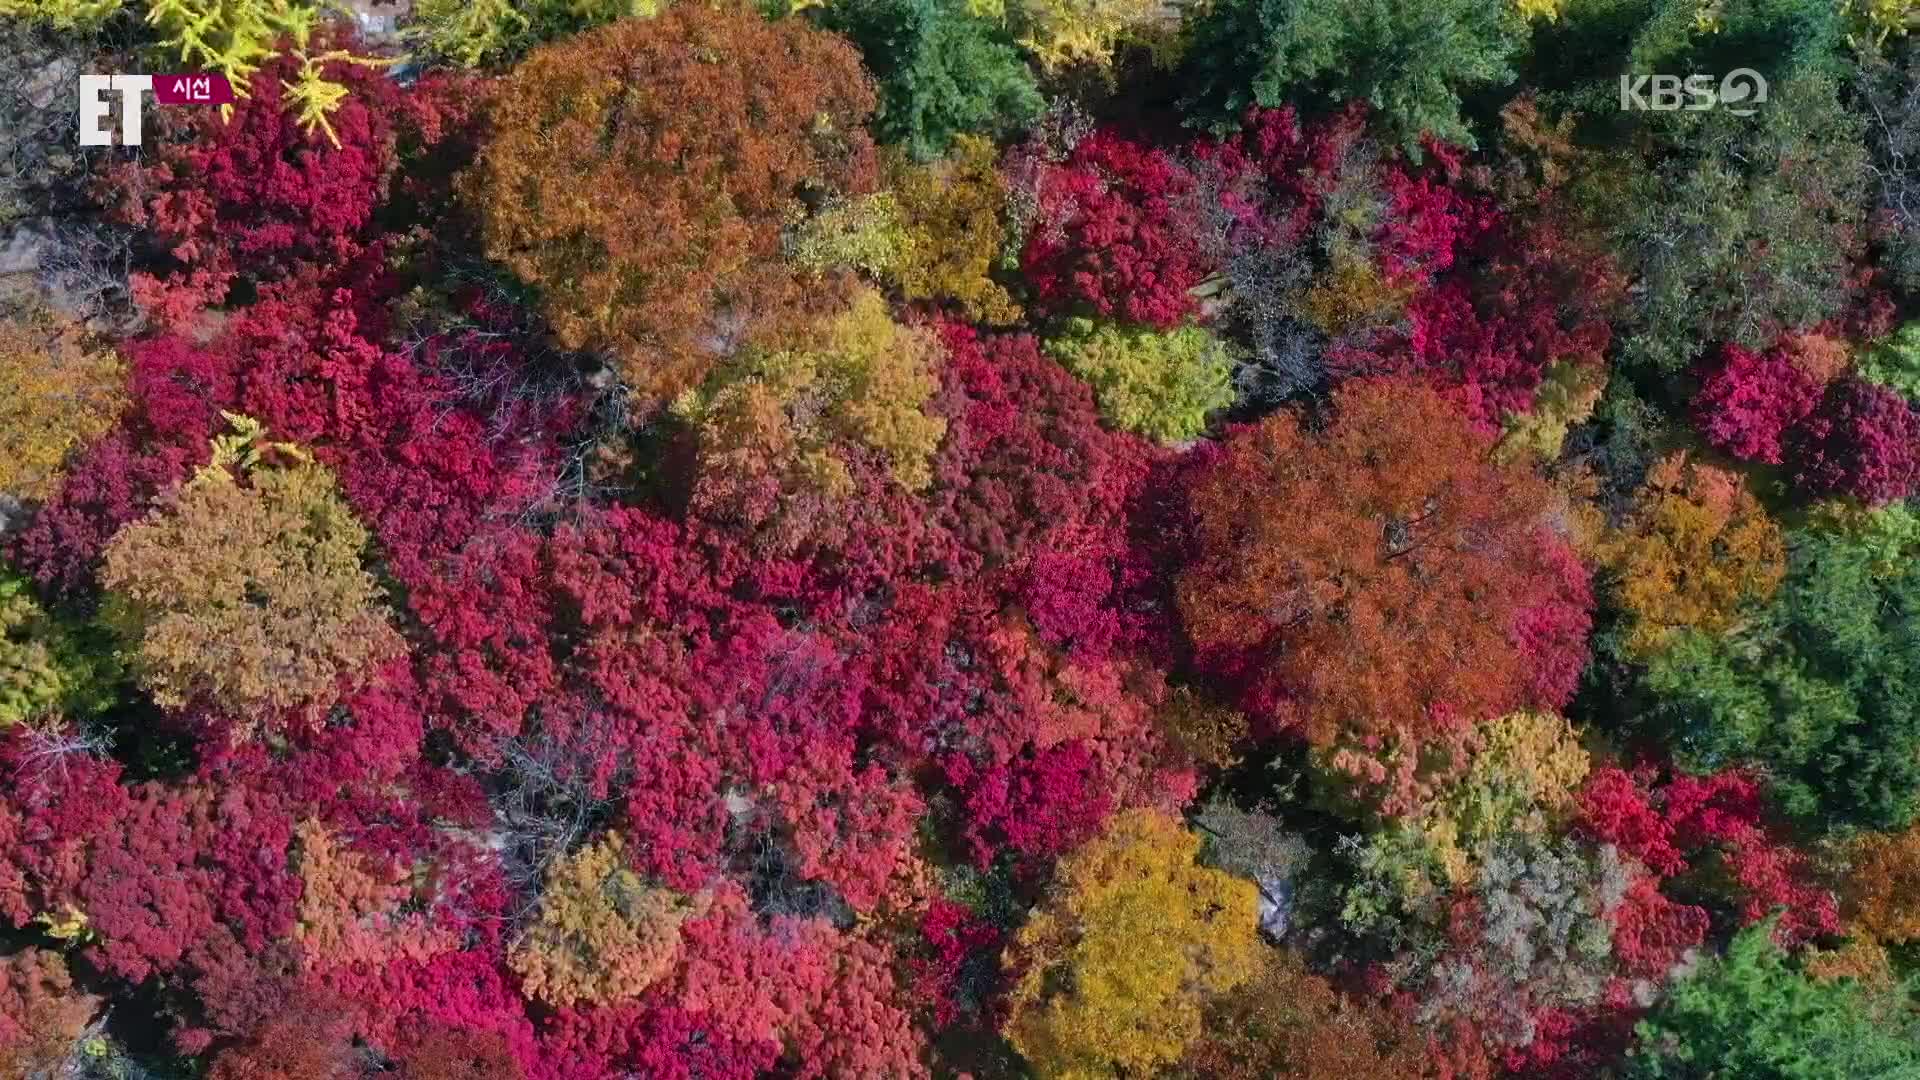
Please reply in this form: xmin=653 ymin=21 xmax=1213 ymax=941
xmin=1018 ymin=131 xmax=1210 ymax=328
xmin=106 ymin=42 xmax=401 ymax=325
xmin=1186 ymin=105 xmax=1367 ymax=249
xmin=1786 ymin=376 xmax=1920 ymax=503
xmin=1578 ymin=766 xmax=1838 ymax=945
xmin=1693 ymin=342 xmax=1826 ymax=464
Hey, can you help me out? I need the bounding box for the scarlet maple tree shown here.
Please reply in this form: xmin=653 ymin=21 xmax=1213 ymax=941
xmin=1692 ymin=342 xmax=1826 ymax=465
xmin=1018 ymin=129 xmax=1210 ymax=328
xmin=1577 ymin=765 xmax=1837 ymax=946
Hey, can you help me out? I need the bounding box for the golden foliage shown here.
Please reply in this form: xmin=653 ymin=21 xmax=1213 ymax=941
xmin=885 ymin=137 xmax=1023 ymax=326
xmin=100 ymin=416 xmax=401 ymax=722
xmin=674 ymin=287 xmax=947 ymax=544
xmin=1600 ymin=451 xmax=1786 ymax=660
xmin=408 ymin=0 xmax=532 ymax=68
xmin=1804 ymin=939 xmax=1896 ymax=989
xmin=1004 ymin=809 xmax=1263 ymax=1079
xmin=1007 ymin=0 xmax=1175 ymax=71
xmin=8 ymin=1 xmax=383 ymax=136
xmin=1415 ymin=711 xmax=1590 ymax=886
xmin=1046 ymin=319 xmax=1236 ymax=444
xmin=809 ymin=289 xmax=949 ymax=491
xmin=1844 ymin=0 xmax=1920 ymax=45
xmin=1496 ymin=360 xmax=1607 ymax=465
xmin=1299 ymin=254 xmax=1416 ymax=338
xmin=407 ymin=0 xmax=663 ymax=70
xmin=788 ymin=192 xmax=912 ymax=281
xmin=280 ymin=49 xmax=399 ymax=149
xmin=0 ymin=309 xmax=126 ymax=502
xmin=145 ymin=0 xmax=318 ymax=109
xmin=510 ymin=832 xmax=707 ymax=1008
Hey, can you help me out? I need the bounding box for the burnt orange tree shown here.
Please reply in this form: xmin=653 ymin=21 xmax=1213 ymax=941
xmin=463 ymin=3 xmax=880 ymax=407
xmin=0 ymin=948 xmax=99 ymax=1077
xmin=1599 ymin=452 xmax=1785 ymax=660
xmin=1176 ymin=377 xmax=1580 ymax=767
xmin=1175 ymin=951 xmax=1471 ymax=1080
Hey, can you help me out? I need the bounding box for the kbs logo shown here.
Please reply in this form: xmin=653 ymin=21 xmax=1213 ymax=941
xmin=79 ymin=73 xmax=234 ymax=146
xmin=1618 ymin=69 xmax=1768 ymax=116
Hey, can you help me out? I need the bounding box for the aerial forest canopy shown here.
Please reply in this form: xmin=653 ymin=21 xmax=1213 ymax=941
xmin=7 ymin=0 xmax=1920 ymax=1077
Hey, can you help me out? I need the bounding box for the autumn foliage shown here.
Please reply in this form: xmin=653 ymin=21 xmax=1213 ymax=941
xmin=0 ymin=308 xmax=126 ymax=503
xmin=1002 ymin=809 xmax=1262 ymax=1077
xmin=1176 ymin=378 xmax=1586 ymax=762
xmin=7 ymin=1 xmax=1920 ymax=1076
xmin=99 ymin=418 xmax=402 ymax=720
xmin=464 ymin=5 xmax=879 ymax=406
xmin=1599 ymin=453 xmax=1785 ymax=659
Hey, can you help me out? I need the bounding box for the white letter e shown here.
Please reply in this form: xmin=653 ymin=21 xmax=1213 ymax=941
xmin=79 ymin=74 xmax=113 ymax=146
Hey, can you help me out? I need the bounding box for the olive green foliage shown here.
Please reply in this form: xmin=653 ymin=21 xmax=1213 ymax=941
xmin=0 ymin=569 xmax=117 ymax=728
xmin=1857 ymin=322 xmax=1920 ymax=401
xmin=818 ymin=0 xmax=1043 ymax=161
xmin=970 ymin=0 xmax=1177 ymax=72
xmin=1497 ymin=360 xmax=1607 ymax=464
xmin=1643 ymin=513 xmax=1920 ymax=832
xmin=1626 ymin=921 xmax=1920 ymax=1080
xmin=1045 ymin=319 xmax=1236 ymax=443
xmin=1607 ymin=73 xmax=1864 ymax=371
xmin=1414 ymin=711 xmax=1591 ymax=886
xmin=673 ymin=287 xmax=948 ymax=497
xmin=788 ymin=192 xmax=913 ymax=280
xmin=1179 ymin=0 xmax=1527 ymax=149
xmin=0 ymin=0 xmax=123 ymax=26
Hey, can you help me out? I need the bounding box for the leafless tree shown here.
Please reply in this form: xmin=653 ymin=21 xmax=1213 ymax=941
xmin=484 ymin=715 xmax=625 ymax=922
xmin=0 ymin=18 xmax=139 ymax=328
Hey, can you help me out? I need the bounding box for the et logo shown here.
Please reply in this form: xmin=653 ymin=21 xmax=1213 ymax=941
xmin=79 ymin=73 xmax=234 ymax=146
